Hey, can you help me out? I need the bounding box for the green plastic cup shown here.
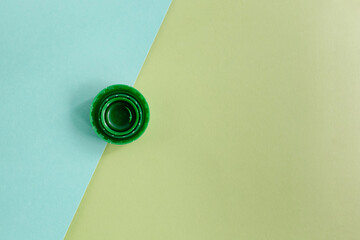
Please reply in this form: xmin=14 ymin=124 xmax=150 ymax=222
xmin=90 ymin=84 xmax=150 ymax=144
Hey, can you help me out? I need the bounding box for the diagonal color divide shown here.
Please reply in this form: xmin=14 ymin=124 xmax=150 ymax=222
xmin=0 ymin=0 xmax=171 ymax=239
xmin=66 ymin=0 xmax=360 ymax=239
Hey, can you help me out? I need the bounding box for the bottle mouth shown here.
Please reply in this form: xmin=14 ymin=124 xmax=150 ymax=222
xmin=99 ymin=94 xmax=142 ymax=138
xmin=90 ymin=85 xmax=150 ymax=145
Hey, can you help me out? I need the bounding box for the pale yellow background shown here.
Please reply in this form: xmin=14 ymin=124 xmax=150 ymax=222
xmin=65 ymin=0 xmax=360 ymax=239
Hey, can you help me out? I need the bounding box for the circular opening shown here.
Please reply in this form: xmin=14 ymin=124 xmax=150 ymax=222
xmin=99 ymin=95 xmax=141 ymax=136
xmin=105 ymin=101 xmax=135 ymax=132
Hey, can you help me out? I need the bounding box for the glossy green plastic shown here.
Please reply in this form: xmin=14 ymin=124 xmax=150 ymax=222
xmin=90 ymin=85 xmax=150 ymax=144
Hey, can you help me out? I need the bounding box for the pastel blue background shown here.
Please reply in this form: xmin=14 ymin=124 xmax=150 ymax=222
xmin=0 ymin=0 xmax=171 ymax=239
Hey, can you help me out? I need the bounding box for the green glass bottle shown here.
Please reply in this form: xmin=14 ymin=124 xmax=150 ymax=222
xmin=90 ymin=84 xmax=150 ymax=144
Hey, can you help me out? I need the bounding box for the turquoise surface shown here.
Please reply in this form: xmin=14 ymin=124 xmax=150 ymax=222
xmin=0 ymin=0 xmax=171 ymax=239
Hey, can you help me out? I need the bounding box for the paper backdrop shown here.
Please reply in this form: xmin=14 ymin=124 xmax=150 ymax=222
xmin=0 ymin=0 xmax=171 ymax=239
xmin=65 ymin=0 xmax=360 ymax=239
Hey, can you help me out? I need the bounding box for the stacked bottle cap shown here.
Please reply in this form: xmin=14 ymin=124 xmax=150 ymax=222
xmin=90 ymin=84 xmax=150 ymax=144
